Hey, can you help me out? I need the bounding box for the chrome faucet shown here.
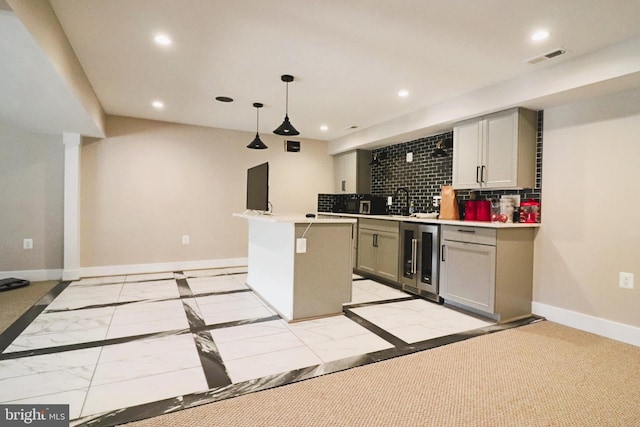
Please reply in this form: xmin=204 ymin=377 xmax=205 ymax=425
xmin=394 ymin=187 xmax=410 ymax=216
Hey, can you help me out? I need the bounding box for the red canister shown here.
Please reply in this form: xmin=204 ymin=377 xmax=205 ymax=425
xmin=464 ymin=200 xmax=477 ymax=221
xmin=476 ymin=200 xmax=492 ymax=222
xmin=520 ymin=200 xmax=541 ymax=223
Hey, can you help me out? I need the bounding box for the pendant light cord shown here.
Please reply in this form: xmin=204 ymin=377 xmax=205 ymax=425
xmin=285 ymin=82 xmax=289 ymax=115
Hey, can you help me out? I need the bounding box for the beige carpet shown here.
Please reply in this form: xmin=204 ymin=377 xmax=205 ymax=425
xmin=122 ymin=321 xmax=640 ymax=427
xmin=0 ymin=280 xmax=59 ymax=334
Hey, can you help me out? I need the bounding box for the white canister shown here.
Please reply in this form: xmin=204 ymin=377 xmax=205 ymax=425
xmin=499 ymin=198 xmax=515 ymax=223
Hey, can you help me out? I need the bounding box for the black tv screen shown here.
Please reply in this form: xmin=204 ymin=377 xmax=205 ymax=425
xmin=246 ymin=162 xmax=269 ymax=211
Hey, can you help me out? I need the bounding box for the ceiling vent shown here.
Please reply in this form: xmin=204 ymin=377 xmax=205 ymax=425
xmin=525 ymin=47 xmax=567 ymax=65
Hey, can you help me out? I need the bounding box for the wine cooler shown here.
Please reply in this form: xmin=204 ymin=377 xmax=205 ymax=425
xmin=398 ymin=222 xmax=441 ymax=302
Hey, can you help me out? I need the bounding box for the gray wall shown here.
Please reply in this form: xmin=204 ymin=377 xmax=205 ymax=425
xmin=0 ymin=123 xmax=64 ymax=276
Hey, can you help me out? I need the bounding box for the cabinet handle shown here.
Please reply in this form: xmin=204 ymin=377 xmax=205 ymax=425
xmin=476 ymin=166 xmax=481 ymax=184
xmin=341 ymin=180 xmax=346 ymax=192
xmin=481 ymin=165 xmax=486 ymax=183
xmin=373 ymin=234 xmax=378 ymax=247
xmin=457 ymin=229 xmax=476 ymax=233
xmin=441 ymin=245 xmax=446 ymax=262
xmin=411 ymin=238 xmax=418 ymax=274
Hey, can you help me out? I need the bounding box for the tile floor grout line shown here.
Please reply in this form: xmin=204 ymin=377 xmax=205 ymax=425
xmin=43 ymin=289 xmax=252 ymax=314
xmin=0 ymin=329 xmax=193 ymax=361
xmin=77 ymin=277 xmax=127 ymax=417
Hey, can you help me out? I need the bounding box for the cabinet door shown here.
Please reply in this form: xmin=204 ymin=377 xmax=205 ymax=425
xmin=375 ymin=231 xmax=399 ymax=282
xmin=452 ymin=119 xmax=483 ymax=189
xmin=334 ymin=151 xmax=357 ymax=193
xmin=356 ymin=228 xmax=376 ymax=274
xmin=483 ymin=109 xmax=518 ymax=188
xmin=440 ymin=240 xmax=495 ymax=313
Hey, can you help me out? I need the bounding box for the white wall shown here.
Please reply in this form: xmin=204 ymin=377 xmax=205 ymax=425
xmin=534 ymin=89 xmax=640 ymax=341
xmin=80 ymin=115 xmax=334 ymax=274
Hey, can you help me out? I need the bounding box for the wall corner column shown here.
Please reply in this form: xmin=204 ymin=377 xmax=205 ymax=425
xmin=63 ymin=133 xmax=81 ymax=280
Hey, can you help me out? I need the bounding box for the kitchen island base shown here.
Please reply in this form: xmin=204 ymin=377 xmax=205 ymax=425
xmin=235 ymin=213 xmax=355 ymax=322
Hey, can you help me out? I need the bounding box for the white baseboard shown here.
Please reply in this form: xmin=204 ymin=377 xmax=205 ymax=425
xmin=532 ymin=301 xmax=640 ymax=347
xmin=79 ymin=258 xmax=248 ymax=278
xmin=0 ymin=269 xmax=63 ymax=282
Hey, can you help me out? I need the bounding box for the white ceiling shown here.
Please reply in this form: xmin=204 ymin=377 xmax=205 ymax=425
xmin=3 ymin=0 xmax=640 ymax=145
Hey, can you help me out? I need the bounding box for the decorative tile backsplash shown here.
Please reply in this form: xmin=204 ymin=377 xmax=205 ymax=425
xmin=319 ymin=110 xmax=543 ymax=216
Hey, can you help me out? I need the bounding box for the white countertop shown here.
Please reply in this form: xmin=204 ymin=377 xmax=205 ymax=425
xmin=318 ymin=212 xmax=541 ymax=229
xmin=234 ymin=212 xmax=357 ymax=224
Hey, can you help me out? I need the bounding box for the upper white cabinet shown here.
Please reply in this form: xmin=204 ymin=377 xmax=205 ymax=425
xmin=333 ymin=150 xmax=371 ymax=193
xmin=452 ymin=108 xmax=537 ymax=190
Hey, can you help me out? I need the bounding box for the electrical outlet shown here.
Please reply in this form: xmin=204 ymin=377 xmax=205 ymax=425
xmin=182 ymin=235 xmax=190 ymax=245
xmin=296 ymin=238 xmax=307 ymax=253
xmin=23 ymin=238 xmax=33 ymax=250
xmin=406 ymin=152 xmax=413 ymax=162
xmin=619 ymin=272 xmax=634 ymax=289
xmin=433 ymin=196 xmax=442 ymax=207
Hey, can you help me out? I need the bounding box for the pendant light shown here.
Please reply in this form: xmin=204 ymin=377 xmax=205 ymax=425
xmin=431 ymin=136 xmax=453 ymax=158
xmin=273 ymin=74 xmax=300 ymax=136
xmin=247 ymin=103 xmax=268 ymax=149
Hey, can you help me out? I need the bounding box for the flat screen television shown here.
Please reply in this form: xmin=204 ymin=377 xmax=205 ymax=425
xmin=246 ymin=162 xmax=269 ymax=212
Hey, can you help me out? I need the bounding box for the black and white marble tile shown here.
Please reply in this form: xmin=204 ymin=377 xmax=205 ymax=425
xmin=0 ymin=268 xmax=542 ymax=427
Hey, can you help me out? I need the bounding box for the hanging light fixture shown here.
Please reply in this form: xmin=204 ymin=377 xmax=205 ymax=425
xmin=247 ymin=103 xmax=268 ymax=149
xmin=273 ymin=74 xmax=300 ymax=136
xmin=431 ymin=136 xmax=453 ymax=158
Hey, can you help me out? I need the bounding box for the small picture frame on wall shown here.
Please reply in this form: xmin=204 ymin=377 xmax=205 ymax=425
xmin=285 ymin=140 xmax=301 ymax=152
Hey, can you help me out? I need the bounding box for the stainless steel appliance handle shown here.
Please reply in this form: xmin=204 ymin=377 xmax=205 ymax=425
xmin=411 ymin=238 xmax=418 ymax=274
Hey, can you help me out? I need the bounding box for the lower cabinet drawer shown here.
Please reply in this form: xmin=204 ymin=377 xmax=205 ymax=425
xmin=441 ymin=225 xmax=496 ymax=246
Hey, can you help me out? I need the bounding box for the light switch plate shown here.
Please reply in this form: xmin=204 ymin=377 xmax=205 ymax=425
xmin=296 ymin=238 xmax=307 ymax=253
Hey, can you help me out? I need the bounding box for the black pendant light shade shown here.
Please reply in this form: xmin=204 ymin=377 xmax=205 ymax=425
xmin=247 ymin=103 xmax=268 ymax=149
xmin=273 ymin=74 xmax=300 ymax=136
xmin=431 ymin=137 xmax=453 ymax=158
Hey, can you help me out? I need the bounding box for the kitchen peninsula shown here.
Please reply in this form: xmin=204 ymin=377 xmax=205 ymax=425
xmin=234 ymin=213 xmax=356 ymax=322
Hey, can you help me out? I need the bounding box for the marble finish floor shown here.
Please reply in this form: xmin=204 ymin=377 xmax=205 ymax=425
xmin=0 ymin=268 xmax=537 ymax=426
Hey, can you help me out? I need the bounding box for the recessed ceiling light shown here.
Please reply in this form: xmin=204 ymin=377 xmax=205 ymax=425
xmin=398 ymin=90 xmax=409 ymax=97
xmin=154 ymin=34 xmax=172 ymax=45
xmin=320 ymin=125 xmax=328 ymax=131
xmin=215 ymin=96 xmax=234 ymax=103
xmin=531 ymin=30 xmax=549 ymax=41
xmin=152 ymin=101 xmax=164 ymax=109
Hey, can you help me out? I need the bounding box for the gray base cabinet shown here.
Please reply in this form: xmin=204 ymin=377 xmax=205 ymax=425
xmin=357 ymin=218 xmax=399 ymax=282
xmin=439 ymin=225 xmax=534 ymax=323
